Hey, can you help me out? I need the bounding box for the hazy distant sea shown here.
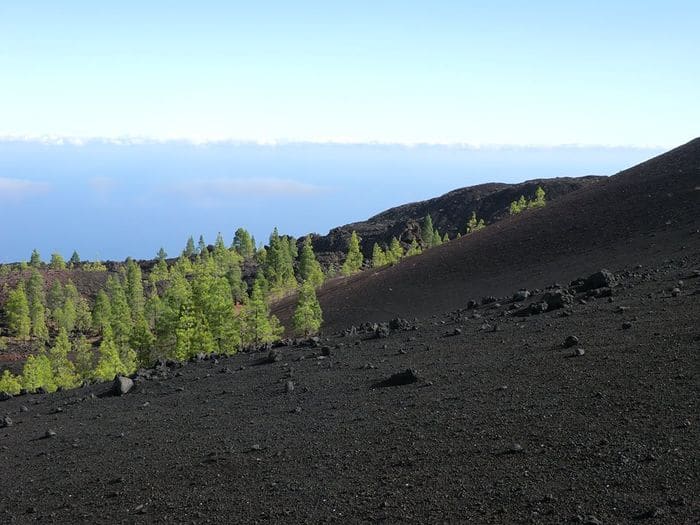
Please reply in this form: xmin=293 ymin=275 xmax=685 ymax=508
xmin=0 ymin=140 xmax=663 ymax=262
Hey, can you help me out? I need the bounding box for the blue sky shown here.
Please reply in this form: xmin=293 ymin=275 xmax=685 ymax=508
xmin=1 ymin=1 xmax=698 ymax=145
xmin=0 ymin=2 xmax=696 ymax=262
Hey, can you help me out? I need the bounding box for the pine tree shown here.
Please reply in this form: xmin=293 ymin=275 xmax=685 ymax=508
xmin=47 ymin=279 xmax=65 ymax=319
xmin=49 ymin=252 xmax=66 ymax=270
xmin=92 ymin=290 xmax=112 ymax=334
xmin=387 ymin=237 xmax=404 ymax=264
xmin=341 ymin=231 xmax=363 ymax=276
xmin=191 ymin=271 xmax=240 ymax=355
xmin=443 ymin=232 xmax=450 ymax=243
xmin=298 ymin=235 xmax=324 ymax=287
xmin=56 ymin=295 xmax=77 ymax=333
xmin=232 ymin=228 xmax=255 ymax=258
xmin=106 ymin=276 xmax=132 ymax=348
xmin=183 ymin=236 xmax=196 ymax=258
xmin=156 ymin=247 xmax=168 ymax=261
xmin=530 ymin=186 xmax=546 ymax=208
xmin=131 ymin=314 xmax=155 ymax=366
xmin=265 ymin=228 xmax=297 ymax=292
xmin=5 ymin=282 xmax=31 ymax=339
xmin=371 ymin=243 xmax=388 ymax=268
xmin=21 ymin=353 xmax=56 ymax=392
xmin=198 ymin=235 xmax=207 ymax=256
xmin=292 ymin=280 xmax=323 ymax=336
xmin=27 ymin=270 xmax=49 ymax=342
xmin=149 ymin=258 xmax=169 ymax=283
xmin=421 ymin=215 xmax=435 ymax=248
xmin=73 ymin=335 xmax=94 ymax=382
xmin=125 ymin=259 xmax=145 ymax=319
xmin=48 ymin=328 xmax=78 ymax=390
xmin=173 ymin=299 xmax=215 ymax=360
xmin=240 ymin=279 xmax=283 ymax=346
xmin=93 ymin=326 xmax=129 ymax=381
xmin=69 ymin=250 xmax=81 ymax=267
xmin=64 ymin=281 xmax=91 ymax=332
xmin=29 ymin=249 xmax=42 ymax=268
xmin=0 ymin=369 xmax=22 ymax=395
xmin=433 ymin=228 xmax=443 ymax=246
xmin=406 ymin=239 xmax=422 ymax=256
xmin=466 ymin=211 xmax=485 ymax=234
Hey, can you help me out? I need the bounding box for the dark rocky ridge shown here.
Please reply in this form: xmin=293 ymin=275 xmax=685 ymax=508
xmin=274 ymin=138 xmax=700 ymax=332
xmin=308 ymin=176 xmax=604 ymax=262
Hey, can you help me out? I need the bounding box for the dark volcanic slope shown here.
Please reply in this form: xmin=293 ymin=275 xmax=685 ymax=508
xmin=311 ymin=176 xmax=604 ymax=260
xmin=0 ymin=255 xmax=698 ymax=524
xmin=276 ymin=138 xmax=700 ymax=332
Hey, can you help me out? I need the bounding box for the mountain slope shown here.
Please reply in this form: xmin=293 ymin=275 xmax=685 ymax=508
xmin=310 ymin=176 xmax=604 ymax=261
xmin=275 ymin=138 xmax=700 ymax=331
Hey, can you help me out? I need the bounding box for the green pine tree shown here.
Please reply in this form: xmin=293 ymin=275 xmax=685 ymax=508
xmin=341 ymin=231 xmax=363 ymax=276
xmin=232 ymin=227 xmax=255 ymax=258
xmin=5 ymin=282 xmax=31 ymax=339
xmin=183 ymin=236 xmax=197 ymax=258
xmin=0 ymin=370 xmax=22 ymax=395
xmin=292 ymin=280 xmax=323 ymax=336
xmin=125 ymin=259 xmax=146 ymax=319
xmin=156 ymin=247 xmax=168 ymax=261
xmin=29 ymin=249 xmax=42 ymax=268
xmin=48 ymin=328 xmax=78 ymax=390
xmin=406 ymin=239 xmax=422 ymax=256
xmin=421 ymin=215 xmax=435 ymax=248
xmin=387 ymin=237 xmax=404 ymax=264
xmin=49 ymin=252 xmax=66 ymax=270
xmin=73 ymin=335 xmax=94 ymax=382
xmin=466 ymin=211 xmax=485 ymax=234
xmin=240 ymin=279 xmax=283 ymax=346
xmin=93 ymin=326 xmax=129 ymax=381
xmin=106 ymin=275 xmax=132 ymax=348
xmin=298 ymin=235 xmax=324 ymax=287
xmin=92 ymin=290 xmax=112 ymax=334
xmin=530 ymin=186 xmax=546 ymax=208
xmin=371 ymin=243 xmax=388 ymax=268
xmin=21 ymin=353 xmax=56 ymax=392
xmin=69 ymin=250 xmax=81 ymax=267
xmin=27 ymin=270 xmax=49 ymax=342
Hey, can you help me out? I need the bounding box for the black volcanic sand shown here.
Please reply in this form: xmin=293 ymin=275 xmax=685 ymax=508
xmin=1 ymin=256 xmax=698 ymax=524
xmin=274 ymin=138 xmax=700 ymax=332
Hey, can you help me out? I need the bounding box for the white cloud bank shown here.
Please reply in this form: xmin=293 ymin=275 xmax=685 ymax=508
xmin=0 ymin=177 xmax=50 ymax=200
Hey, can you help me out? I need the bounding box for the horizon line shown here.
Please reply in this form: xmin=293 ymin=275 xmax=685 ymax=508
xmin=0 ymin=134 xmax=674 ymax=150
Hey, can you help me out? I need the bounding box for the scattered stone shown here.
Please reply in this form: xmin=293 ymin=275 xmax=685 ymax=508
xmin=111 ymin=376 xmax=134 ymax=396
xmin=572 ymin=348 xmax=585 ymax=357
xmin=577 ymin=269 xmax=617 ymax=292
xmin=44 ymin=429 xmax=57 ymax=439
xmin=175 ymin=387 xmax=185 ymax=392
xmin=374 ymin=324 xmax=390 ymax=339
xmin=0 ymin=392 xmax=12 ymax=401
xmin=512 ymin=289 xmax=530 ymax=302
xmin=481 ymin=296 xmax=497 ymax=305
xmin=285 ymin=381 xmax=295 ymax=393
xmin=466 ymin=300 xmax=478 ymax=309
xmin=0 ymin=415 xmax=12 ymax=428
xmin=251 ymin=444 xmax=261 ymax=451
xmin=267 ymin=349 xmax=282 ymax=363
xmin=321 ymin=346 xmax=331 ymax=356
xmin=373 ymin=369 xmax=420 ymax=388
xmin=622 ymin=321 xmax=633 ymax=330
xmin=581 ymin=515 xmax=603 ymax=525
xmin=542 ymin=289 xmax=574 ymax=310
xmin=444 ymin=328 xmax=462 ymax=337
xmin=389 ymin=318 xmax=411 ymax=330
xmin=20 ymin=405 xmax=29 ymax=413
xmin=671 ymin=287 xmax=681 ymax=297
xmin=563 ymin=335 xmax=579 ymax=348
xmin=506 ymin=443 xmax=523 ymax=454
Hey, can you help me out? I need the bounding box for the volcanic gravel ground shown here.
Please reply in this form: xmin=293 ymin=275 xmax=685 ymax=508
xmin=1 ymin=255 xmax=698 ymax=524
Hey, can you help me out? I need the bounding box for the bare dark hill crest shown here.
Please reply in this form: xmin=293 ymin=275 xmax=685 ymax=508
xmin=275 ymin=138 xmax=700 ymax=331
